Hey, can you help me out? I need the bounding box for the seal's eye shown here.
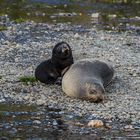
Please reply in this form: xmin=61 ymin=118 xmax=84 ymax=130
xmin=89 ymin=89 xmax=97 ymax=94
xmin=56 ymin=47 xmax=62 ymax=54
xmin=57 ymin=49 xmax=62 ymax=54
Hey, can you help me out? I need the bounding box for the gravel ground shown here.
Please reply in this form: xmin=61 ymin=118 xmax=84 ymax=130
xmin=0 ymin=16 xmax=140 ymax=129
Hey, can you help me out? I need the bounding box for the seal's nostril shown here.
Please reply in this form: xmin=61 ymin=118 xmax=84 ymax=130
xmin=62 ymin=47 xmax=69 ymax=53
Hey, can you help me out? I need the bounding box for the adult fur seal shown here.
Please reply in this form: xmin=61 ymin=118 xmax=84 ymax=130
xmin=62 ymin=59 xmax=114 ymax=103
xmin=35 ymin=42 xmax=73 ymax=84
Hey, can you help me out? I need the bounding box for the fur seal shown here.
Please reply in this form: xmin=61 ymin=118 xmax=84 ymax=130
xmin=62 ymin=59 xmax=114 ymax=103
xmin=35 ymin=42 xmax=74 ymax=84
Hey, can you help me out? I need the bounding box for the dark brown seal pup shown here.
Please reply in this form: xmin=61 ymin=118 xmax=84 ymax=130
xmin=35 ymin=42 xmax=73 ymax=84
xmin=62 ymin=59 xmax=114 ymax=103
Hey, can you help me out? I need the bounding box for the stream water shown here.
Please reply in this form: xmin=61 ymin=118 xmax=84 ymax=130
xmin=0 ymin=103 xmax=140 ymax=139
xmin=0 ymin=0 xmax=140 ymax=31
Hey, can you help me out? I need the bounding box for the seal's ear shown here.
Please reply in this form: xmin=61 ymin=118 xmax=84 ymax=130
xmin=61 ymin=66 xmax=70 ymax=76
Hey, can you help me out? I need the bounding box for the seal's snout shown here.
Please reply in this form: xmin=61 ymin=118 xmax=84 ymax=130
xmin=86 ymin=83 xmax=104 ymax=103
xmin=62 ymin=47 xmax=69 ymax=53
xmin=89 ymin=94 xmax=104 ymax=103
xmin=61 ymin=44 xmax=70 ymax=54
xmin=94 ymin=95 xmax=104 ymax=103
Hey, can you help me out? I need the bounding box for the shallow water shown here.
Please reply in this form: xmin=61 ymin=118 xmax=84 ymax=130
xmin=0 ymin=0 xmax=140 ymax=31
xmin=0 ymin=103 xmax=140 ymax=139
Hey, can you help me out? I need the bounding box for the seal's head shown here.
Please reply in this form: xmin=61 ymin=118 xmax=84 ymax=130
xmin=52 ymin=42 xmax=72 ymax=59
xmin=52 ymin=42 xmax=74 ymax=72
xmin=85 ymin=81 xmax=105 ymax=103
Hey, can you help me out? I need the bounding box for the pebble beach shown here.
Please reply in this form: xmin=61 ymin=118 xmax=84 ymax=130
xmin=0 ymin=16 xmax=140 ymax=138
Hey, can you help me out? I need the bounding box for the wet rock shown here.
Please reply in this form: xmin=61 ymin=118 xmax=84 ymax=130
xmin=47 ymin=106 xmax=61 ymax=112
xmin=108 ymin=14 xmax=117 ymax=19
xmin=134 ymin=124 xmax=140 ymax=129
xmin=31 ymin=116 xmax=41 ymax=120
xmin=23 ymin=120 xmax=32 ymax=125
xmin=52 ymin=120 xmax=58 ymax=126
xmin=105 ymin=123 xmax=112 ymax=129
xmin=0 ymin=137 xmax=9 ymax=140
xmin=58 ymin=12 xmax=77 ymax=17
xmin=56 ymin=119 xmax=64 ymax=125
xmin=8 ymin=128 xmax=17 ymax=135
xmin=48 ymin=112 xmax=61 ymax=118
xmin=33 ymin=120 xmax=41 ymax=125
xmin=2 ymin=111 xmax=11 ymax=116
xmin=124 ymin=125 xmax=133 ymax=130
xmin=74 ymin=33 xmax=80 ymax=38
xmin=33 ymin=125 xmax=39 ymax=129
xmin=36 ymin=99 xmax=46 ymax=105
xmin=65 ymin=115 xmax=74 ymax=119
xmin=3 ymin=123 xmax=12 ymax=129
xmin=75 ymin=122 xmax=84 ymax=127
xmin=91 ymin=13 xmax=99 ymax=18
xmin=87 ymin=120 xmax=104 ymax=128
xmin=58 ymin=111 xmax=65 ymax=115
xmin=85 ymin=114 xmax=98 ymax=120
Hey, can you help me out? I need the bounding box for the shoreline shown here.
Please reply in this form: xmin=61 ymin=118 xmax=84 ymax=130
xmin=0 ymin=19 xmax=140 ymax=136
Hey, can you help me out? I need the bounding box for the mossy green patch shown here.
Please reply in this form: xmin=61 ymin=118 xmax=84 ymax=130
xmin=0 ymin=26 xmax=7 ymax=31
xmin=13 ymin=17 xmax=26 ymax=23
xmin=19 ymin=76 xmax=38 ymax=84
xmin=33 ymin=2 xmax=48 ymax=8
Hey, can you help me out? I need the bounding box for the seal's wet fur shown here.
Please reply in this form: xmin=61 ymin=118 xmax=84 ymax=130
xmin=35 ymin=42 xmax=73 ymax=84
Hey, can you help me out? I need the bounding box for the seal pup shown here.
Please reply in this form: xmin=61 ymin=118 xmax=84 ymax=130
xmin=35 ymin=42 xmax=74 ymax=84
xmin=62 ymin=59 xmax=114 ymax=103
